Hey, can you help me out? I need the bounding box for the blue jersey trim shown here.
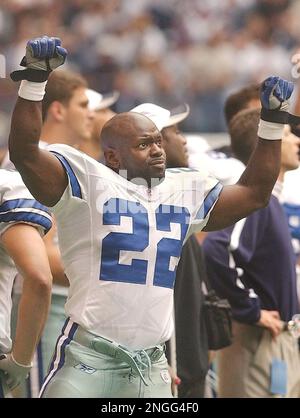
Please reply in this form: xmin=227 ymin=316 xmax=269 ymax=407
xmin=0 ymin=211 xmax=52 ymax=233
xmin=0 ymin=198 xmax=50 ymax=215
xmin=50 ymin=151 xmax=82 ymax=199
xmin=196 ymin=182 xmax=223 ymax=220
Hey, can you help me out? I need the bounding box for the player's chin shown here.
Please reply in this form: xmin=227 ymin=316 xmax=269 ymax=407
xmin=149 ymin=164 xmax=165 ymax=179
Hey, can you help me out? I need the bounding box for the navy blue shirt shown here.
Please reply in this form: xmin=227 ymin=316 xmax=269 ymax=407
xmin=203 ymin=195 xmax=299 ymax=323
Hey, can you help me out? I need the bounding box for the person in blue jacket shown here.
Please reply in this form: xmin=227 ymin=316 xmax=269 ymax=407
xmin=203 ymin=107 xmax=300 ymax=398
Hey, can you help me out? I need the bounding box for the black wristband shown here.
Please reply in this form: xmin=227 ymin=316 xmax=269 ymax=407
xmin=10 ymin=68 xmax=51 ymax=83
xmin=260 ymin=108 xmax=289 ymax=124
xmin=288 ymin=113 xmax=300 ymax=126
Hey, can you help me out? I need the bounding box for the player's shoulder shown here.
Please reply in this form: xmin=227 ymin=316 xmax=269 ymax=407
xmin=46 ymin=143 xmax=86 ymax=160
xmin=165 ymin=166 xmax=212 ymax=184
xmin=0 ymin=169 xmax=33 ymax=203
xmin=46 ymin=143 xmax=102 ymax=171
xmin=0 ymin=169 xmax=23 ymax=189
xmin=164 ymin=166 xmax=220 ymax=196
xmin=46 ymin=144 xmax=121 ymax=183
xmin=166 ymin=166 xmax=203 ymax=178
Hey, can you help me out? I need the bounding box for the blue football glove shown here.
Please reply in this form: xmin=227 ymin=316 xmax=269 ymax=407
xmin=10 ymin=36 xmax=67 ymax=83
xmin=260 ymin=76 xmax=293 ymax=124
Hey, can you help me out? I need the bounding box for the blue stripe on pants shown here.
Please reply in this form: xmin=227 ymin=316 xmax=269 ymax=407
xmin=39 ymin=319 xmax=78 ymax=398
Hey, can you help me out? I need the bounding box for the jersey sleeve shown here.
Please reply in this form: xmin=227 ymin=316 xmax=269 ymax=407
xmin=0 ymin=171 xmax=52 ymax=236
xmin=188 ymin=173 xmax=223 ymax=236
xmin=46 ymin=144 xmax=88 ymax=203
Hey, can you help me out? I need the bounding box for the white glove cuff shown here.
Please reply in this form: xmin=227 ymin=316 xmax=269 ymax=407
xmin=257 ymin=119 xmax=284 ymax=141
xmin=11 ymin=353 xmax=32 ymax=369
xmin=18 ymin=80 xmax=47 ymax=101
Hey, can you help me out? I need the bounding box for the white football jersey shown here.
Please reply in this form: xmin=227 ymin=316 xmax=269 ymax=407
xmin=1 ymin=142 xmax=68 ymax=297
xmin=48 ymin=144 xmax=223 ymax=349
xmin=0 ymin=170 xmax=52 ymax=353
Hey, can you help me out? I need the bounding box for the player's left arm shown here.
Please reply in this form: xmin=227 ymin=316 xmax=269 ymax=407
xmin=204 ymin=143 xmax=280 ymax=231
xmin=0 ymin=224 xmax=52 ymax=391
xmin=204 ymin=76 xmax=293 ymax=231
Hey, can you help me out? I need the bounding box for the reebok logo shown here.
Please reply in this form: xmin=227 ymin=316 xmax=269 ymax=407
xmin=74 ymin=363 xmax=96 ymax=374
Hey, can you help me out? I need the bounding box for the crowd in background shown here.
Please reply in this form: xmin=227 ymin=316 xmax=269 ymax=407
xmin=0 ymin=0 xmax=300 ymax=146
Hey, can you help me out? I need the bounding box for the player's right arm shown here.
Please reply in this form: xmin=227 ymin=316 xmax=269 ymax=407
xmin=9 ymin=36 xmax=68 ymax=207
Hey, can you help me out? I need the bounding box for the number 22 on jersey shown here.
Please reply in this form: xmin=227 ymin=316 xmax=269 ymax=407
xmin=100 ymin=198 xmax=190 ymax=289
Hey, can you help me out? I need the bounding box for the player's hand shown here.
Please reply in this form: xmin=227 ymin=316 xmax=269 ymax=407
xmin=260 ymin=76 xmax=293 ymax=124
xmin=168 ymin=365 xmax=181 ymax=396
xmin=261 ymin=76 xmax=293 ymax=111
xmin=10 ymin=36 xmax=67 ymax=83
xmin=0 ymin=353 xmax=31 ymax=393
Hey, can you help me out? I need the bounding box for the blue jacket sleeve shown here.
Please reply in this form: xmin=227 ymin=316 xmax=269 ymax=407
xmin=202 ymin=209 xmax=268 ymax=324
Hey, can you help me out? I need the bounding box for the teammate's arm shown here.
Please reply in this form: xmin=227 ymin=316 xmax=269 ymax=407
xmin=43 ymin=220 xmax=69 ymax=287
xmin=204 ymin=76 xmax=293 ymax=231
xmin=0 ymin=224 xmax=52 ymax=391
xmin=9 ymin=36 xmax=68 ymax=206
xmin=3 ymin=224 xmax=52 ymax=363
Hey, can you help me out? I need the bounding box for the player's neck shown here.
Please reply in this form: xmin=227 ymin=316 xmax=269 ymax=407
xmin=40 ymin=123 xmax=80 ymax=146
xmin=78 ymin=141 xmax=102 ymax=161
xmin=278 ymin=166 xmax=289 ymax=183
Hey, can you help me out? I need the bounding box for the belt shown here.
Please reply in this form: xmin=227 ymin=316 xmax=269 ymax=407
xmin=71 ymin=323 xmax=165 ymax=386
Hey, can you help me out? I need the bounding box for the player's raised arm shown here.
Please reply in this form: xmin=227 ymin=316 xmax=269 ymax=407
xmin=204 ymin=76 xmax=294 ymax=231
xmin=9 ymin=36 xmax=68 ymax=206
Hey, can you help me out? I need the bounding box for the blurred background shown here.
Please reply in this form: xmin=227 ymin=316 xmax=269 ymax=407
xmin=0 ymin=0 xmax=299 ymax=146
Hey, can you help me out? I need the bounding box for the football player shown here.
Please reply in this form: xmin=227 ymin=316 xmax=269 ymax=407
xmin=8 ymin=36 xmax=294 ymax=398
xmin=0 ymin=170 xmax=52 ymax=397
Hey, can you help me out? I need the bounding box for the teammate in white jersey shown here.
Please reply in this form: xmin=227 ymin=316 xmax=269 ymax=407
xmin=0 ymin=170 xmax=52 ymax=397
xmin=8 ymin=36 xmax=294 ymax=397
xmin=1 ymin=70 xmax=93 ymax=397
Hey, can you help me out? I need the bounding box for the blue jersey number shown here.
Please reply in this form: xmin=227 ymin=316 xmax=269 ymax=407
xmin=100 ymin=199 xmax=149 ymax=285
xmin=154 ymin=205 xmax=189 ymax=289
xmin=100 ymin=198 xmax=190 ymax=289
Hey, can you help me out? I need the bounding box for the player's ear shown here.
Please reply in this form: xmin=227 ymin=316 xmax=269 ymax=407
xmin=104 ymin=148 xmax=120 ymax=170
xmin=49 ymin=100 xmax=66 ymax=122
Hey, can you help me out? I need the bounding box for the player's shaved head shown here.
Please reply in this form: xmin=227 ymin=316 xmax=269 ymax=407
xmin=100 ymin=112 xmax=165 ymax=184
xmin=101 ymin=112 xmax=157 ymax=150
